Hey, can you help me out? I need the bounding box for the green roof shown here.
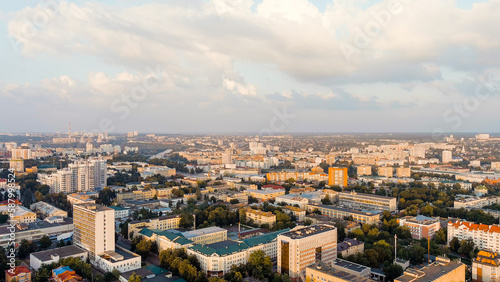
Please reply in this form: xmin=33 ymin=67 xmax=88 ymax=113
xmin=109 ymin=205 xmax=127 ymax=211
xmin=138 ymin=228 xmax=193 ymax=245
xmin=189 ymin=240 xmax=249 ymax=256
xmin=242 ymin=229 xmax=289 ymax=247
xmin=144 ymin=265 xmax=169 ymax=275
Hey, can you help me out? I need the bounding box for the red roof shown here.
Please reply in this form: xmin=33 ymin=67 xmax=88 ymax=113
xmin=262 ymin=184 xmax=285 ymax=190
xmin=5 ymin=266 xmax=31 ymax=276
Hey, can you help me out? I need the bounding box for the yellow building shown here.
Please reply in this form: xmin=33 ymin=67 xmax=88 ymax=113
xmin=116 ymin=189 xmax=157 ymax=203
xmin=128 ymin=215 xmax=181 ymax=237
xmin=283 ymin=206 xmax=306 ymax=222
xmin=396 ymin=167 xmax=411 ymax=178
xmin=357 ymin=166 xmax=372 ymax=176
xmin=245 ymin=208 xmax=277 ymax=227
xmin=306 ymin=204 xmax=379 ymax=225
xmin=328 ymin=167 xmax=348 ymax=187
xmin=395 ymin=257 xmax=465 ymax=282
xmin=306 ymin=263 xmax=371 ymax=282
xmin=0 ymin=206 xmax=37 ymax=224
xmin=378 ymin=166 xmax=394 ymax=177
xmin=246 ymin=186 xmax=286 ymax=201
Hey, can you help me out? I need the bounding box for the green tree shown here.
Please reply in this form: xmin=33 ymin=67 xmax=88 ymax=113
xmin=247 ymin=250 xmax=272 ymax=279
xmin=128 ymin=273 xmax=142 ymax=282
xmin=449 ymin=237 xmax=460 ymax=253
xmin=383 ymin=264 xmax=403 ymax=282
xmin=395 ymin=226 xmax=412 ymax=240
xmin=39 ymin=235 xmax=52 ymax=249
xmin=18 ymin=239 xmax=35 ymax=259
xmin=435 ymin=228 xmax=447 ymax=244
xmin=458 ymin=238 xmax=476 ymax=259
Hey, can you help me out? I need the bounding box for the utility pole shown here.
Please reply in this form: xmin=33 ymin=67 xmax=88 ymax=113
xmin=394 ymin=234 xmax=397 ymax=263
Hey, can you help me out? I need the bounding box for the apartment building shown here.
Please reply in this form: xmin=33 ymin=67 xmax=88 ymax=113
xmin=395 ymin=257 xmax=465 ymax=282
xmin=245 ymin=208 xmax=277 ymax=227
xmin=356 ymin=165 xmax=372 ymax=176
xmin=246 ymin=185 xmax=286 ymax=201
xmin=448 ymin=221 xmax=500 ymax=254
xmin=306 ymin=205 xmax=380 ymax=225
xmin=454 ymin=196 xmax=500 ymax=209
xmin=266 ymin=172 xmax=328 ymax=183
xmin=396 ymin=167 xmax=411 ymax=178
xmin=473 ymin=250 xmax=500 ymax=282
xmin=492 ymin=162 xmax=500 ymax=171
xmin=116 ymin=189 xmax=157 ymax=203
xmin=30 ymin=201 xmax=68 ymax=218
xmin=5 ymin=266 xmax=32 ymax=282
xmin=399 ymin=215 xmax=441 ymax=240
xmin=339 ymin=191 xmax=397 ymax=212
xmin=277 ymin=225 xmax=337 ymax=280
xmin=67 ymin=193 xmax=96 ymax=205
xmin=328 ymin=167 xmax=348 ymax=187
xmin=276 ymin=194 xmax=310 ymax=209
xmin=337 ymin=238 xmax=365 ymax=257
xmin=283 ymin=206 xmax=306 ymax=222
xmin=128 ymin=215 xmax=181 ymax=237
xmin=378 ymin=166 xmax=393 ymax=177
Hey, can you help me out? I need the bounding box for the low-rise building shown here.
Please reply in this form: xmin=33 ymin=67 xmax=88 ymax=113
xmin=276 ymin=194 xmax=309 ymax=209
xmin=30 ymin=202 xmax=68 ymax=218
xmin=95 ymin=248 xmax=142 ymax=273
xmin=337 ymin=238 xmax=364 ymax=257
xmin=246 ymin=185 xmax=286 ymax=201
xmin=306 ymin=262 xmax=372 ymax=282
xmin=246 ymin=208 xmax=277 ymax=227
xmin=399 ymin=215 xmax=441 ymax=240
xmin=30 ymin=245 xmax=88 ymax=271
xmin=306 ymin=205 xmax=380 ymax=225
xmin=128 ymin=215 xmax=181 ymax=237
xmin=283 ymin=206 xmax=306 ymax=222
xmin=0 ymin=205 xmax=36 ymax=223
xmin=5 ymin=266 xmax=32 ymax=282
xmin=332 ymin=259 xmax=371 ymax=278
xmin=109 ymin=206 xmax=130 ymax=219
xmin=472 ymin=250 xmax=500 ymax=282
xmin=454 ymin=196 xmax=500 ymax=209
xmin=66 ymin=193 xmax=96 ymax=205
xmin=338 ymin=191 xmax=397 ymax=212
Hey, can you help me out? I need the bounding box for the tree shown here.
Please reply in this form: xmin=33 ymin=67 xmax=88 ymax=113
xmin=383 ymin=264 xmax=403 ymax=282
xmin=435 ymin=228 xmax=447 ymax=244
xmin=18 ymin=239 xmax=35 ymax=259
xmin=103 ymin=272 xmax=116 ymax=282
xmin=128 ymin=273 xmax=142 ymax=282
xmin=247 ymin=250 xmax=272 ymax=279
xmin=135 ymin=239 xmax=153 ymax=259
xmin=230 ymin=199 xmax=239 ymax=204
xmin=39 ymin=235 xmax=52 ymax=249
xmin=458 ymin=238 xmax=476 ymax=259
xmin=449 ymin=237 xmax=460 ymax=253
xmin=272 ymin=273 xmax=292 ymax=282
xmin=395 ymin=226 xmax=412 ymax=240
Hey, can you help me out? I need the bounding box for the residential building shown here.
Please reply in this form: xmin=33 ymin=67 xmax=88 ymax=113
xmin=116 ymin=189 xmax=157 ymax=203
xmin=245 ymin=208 xmax=277 ymax=227
xmin=109 ymin=206 xmax=130 ymax=219
xmin=337 ymin=238 xmax=365 ymax=257
xmin=399 ymin=215 xmax=441 ymax=240
xmin=306 ymin=205 xmax=380 ymax=225
xmin=246 ymin=185 xmax=286 ymax=201
xmin=378 ymin=166 xmax=393 ymax=177
xmin=9 ymin=159 xmax=24 ymax=173
xmin=328 ymin=167 xmax=348 ymax=187
xmin=395 ymin=257 xmax=465 ymax=282
xmin=442 ymin=150 xmax=453 ymax=163
xmin=448 ymin=221 xmax=500 ymax=254
xmin=266 ymin=171 xmax=328 ymax=183
xmin=339 ymin=191 xmax=397 ymax=212
xmin=396 ymin=167 xmax=411 ymax=178
xmin=492 ymin=162 xmax=500 ymax=171
xmin=357 ymin=166 xmax=372 ymax=176
xmin=5 ymin=266 xmax=31 ymax=282
xmin=472 ymin=250 xmax=500 ymax=282
xmin=283 ymin=206 xmax=306 ymax=222
xmin=67 ymin=193 xmax=96 ymax=205
xmin=276 ymin=194 xmax=310 ymax=209
xmin=11 ymin=147 xmax=31 ymax=159
xmin=30 ymin=201 xmax=68 ymax=218
xmin=277 ymin=225 xmax=337 ymax=280
xmin=454 ymin=196 xmax=500 ymax=209
xmin=30 ymin=245 xmax=88 ymax=271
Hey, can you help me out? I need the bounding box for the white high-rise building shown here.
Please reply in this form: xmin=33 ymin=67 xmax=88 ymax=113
xmin=222 ymin=149 xmax=232 ymax=165
xmin=442 ymin=150 xmax=453 ymax=163
xmin=39 ymin=158 xmax=107 ymax=193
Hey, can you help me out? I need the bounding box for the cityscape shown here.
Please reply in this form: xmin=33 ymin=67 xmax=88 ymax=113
xmin=2 ymin=1 xmax=500 ymax=282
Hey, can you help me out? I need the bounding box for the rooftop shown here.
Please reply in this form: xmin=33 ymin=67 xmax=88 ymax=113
xmin=279 ymin=224 xmax=336 ymax=239
xmin=333 ymin=258 xmax=371 ymax=273
xmin=31 ymin=245 xmax=87 ymax=262
xmin=307 ymin=262 xmax=371 ymax=282
xmin=181 ymin=226 xmax=226 ymax=239
xmin=395 ymin=258 xmax=465 ymax=282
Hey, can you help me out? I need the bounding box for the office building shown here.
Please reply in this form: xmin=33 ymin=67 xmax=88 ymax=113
xmin=448 ymin=221 xmax=500 ymax=253
xmin=277 ymin=225 xmax=337 ymax=280
xmin=339 ymin=191 xmax=397 ymax=212
xmin=399 ymin=215 xmax=441 ymax=240
xmin=306 ymin=262 xmax=371 ymax=282
xmin=128 ymin=215 xmax=181 ymax=237
xmin=283 ymin=206 xmax=306 ymax=222
xmin=306 ymin=205 xmax=379 ymax=225
xmin=395 ymin=257 xmax=465 ymax=282
xmin=472 ymin=250 xmax=500 ymax=282
xmin=328 ymin=167 xmax=348 ymax=187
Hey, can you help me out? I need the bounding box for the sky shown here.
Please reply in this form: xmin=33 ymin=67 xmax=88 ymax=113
xmin=1 ymin=0 xmax=500 ymax=134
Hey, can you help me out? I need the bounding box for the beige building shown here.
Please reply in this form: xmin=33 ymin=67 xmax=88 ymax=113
xmin=399 ymin=215 xmax=441 ymax=240
xmin=448 ymin=221 xmax=500 ymax=256
xmin=283 ymin=206 xmax=306 ymax=222
xmin=378 ymin=166 xmax=393 ymax=177
xmin=9 ymin=159 xmax=24 ymax=173
xmin=245 ymin=208 xmax=277 ymax=227
xmin=473 ymin=250 xmax=500 ymax=282
xmin=116 ymin=189 xmax=157 ymax=203
xmin=0 ymin=205 xmax=36 ymax=223
xmin=246 ymin=186 xmax=286 ymax=201
xmin=30 ymin=201 xmax=68 ymax=218
xmin=128 ymin=215 xmax=181 ymax=237
xmin=277 ymin=225 xmax=337 ymax=280
xmin=339 ymin=191 xmax=397 ymax=212
xmin=73 ymin=204 xmax=115 ymax=262
xmin=357 ymin=166 xmax=372 ymax=176
xmin=67 ymin=193 xmax=96 ymax=205
xmin=337 ymin=238 xmax=364 ymax=257
xmin=396 ymin=167 xmax=411 ymax=178
xmin=306 ymin=263 xmax=372 ymax=282
xmin=395 ymin=257 xmax=465 ymax=282
xmin=306 ymin=205 xmax=379 ymax=225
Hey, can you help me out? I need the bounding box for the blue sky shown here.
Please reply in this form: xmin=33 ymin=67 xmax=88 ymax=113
xmin=1 ymin=0 xmax=499 ymax=134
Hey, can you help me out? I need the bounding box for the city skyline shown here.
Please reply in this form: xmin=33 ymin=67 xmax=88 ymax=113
xmin=2 ymin=0 xmax=500 ymax=133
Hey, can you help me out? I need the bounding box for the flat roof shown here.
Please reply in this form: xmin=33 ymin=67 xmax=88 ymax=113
xmin=395 ymin=260 xmax=464 ymax=282
xmin=333 ymin=258 xmax=370 ymax=273
xmin=31 ymin=245 xmax=87 ymax=262
xmin=182 ymin=226 xmax=226 ymax=239
xmin=279 ymin=224 xmax=335 ymax=239
xmin=308 ymin=204 xmax=379 ymax=216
